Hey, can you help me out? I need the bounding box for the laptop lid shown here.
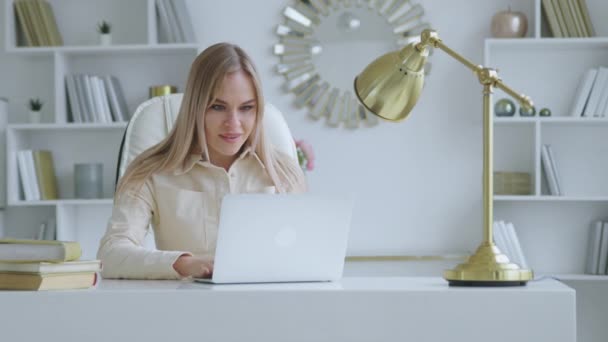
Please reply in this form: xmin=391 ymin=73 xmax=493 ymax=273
xmin=205 ymin=193 xmax=354 ymax=284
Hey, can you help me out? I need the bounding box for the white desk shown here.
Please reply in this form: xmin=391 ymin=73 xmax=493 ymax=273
xmin=0 ymin=277 xmax=575 ymax=342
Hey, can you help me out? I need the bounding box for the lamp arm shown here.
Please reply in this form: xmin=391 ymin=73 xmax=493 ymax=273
xmin=416 ymin=30 xmax=533 ymax=108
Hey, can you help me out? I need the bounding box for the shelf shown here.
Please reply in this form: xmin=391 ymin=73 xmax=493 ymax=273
xmin=5 ymin=44 xmax=199 ymax=56
xmin=494 ymin=195 xmax=608 ymax=202
xmin=8 ymin=199 xmax=114 ymax=207
xmin=550 ymin=274 xmax=608 ymax=281
xmin=495 ymin=117 xmax=608 ymax=124
xmin=486 ymin=37 xmax=608 ymax=49
xmin=7 ymin=123 xmax=127 ymax=130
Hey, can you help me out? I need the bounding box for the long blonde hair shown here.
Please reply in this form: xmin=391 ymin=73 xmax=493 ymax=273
xmin=116 ymin=43 xmax=306 ymax=196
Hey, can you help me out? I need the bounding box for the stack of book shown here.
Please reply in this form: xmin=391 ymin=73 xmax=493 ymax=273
xmin=0 ymin=239 xmax=100 ymax=290
xmin=17 ymin=149 xmax=58 ymax=201
xmin=65 ymin=74 xmax=129 ymax=124
xmin=155 ymin=0 xmax=196 ymax=43
xmin=540 ymin=144 xmax=563 ymax=196
xmin=586 ymin=221 xmax=608 ymax=275
xmin=542 ymin=0 xmax=595 ymax=37
xmin=13 ymin=0 xmax=63 ymax=47
xmin=493 ymin=220 xmax=529 ymax=269
xmin=569 ymin=67 xmax=608 ymax=118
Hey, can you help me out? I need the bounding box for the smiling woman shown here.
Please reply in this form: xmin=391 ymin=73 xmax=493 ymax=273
xmin=273 ymin=0 xmax=431 ymax=129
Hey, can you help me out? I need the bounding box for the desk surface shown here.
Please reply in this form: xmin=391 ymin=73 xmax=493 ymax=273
xmin=0 ymin=277 xmax=576 ymax=342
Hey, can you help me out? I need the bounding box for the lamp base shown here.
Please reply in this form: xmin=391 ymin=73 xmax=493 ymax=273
xmin=443 ymin=242 xmax=533 ymax=287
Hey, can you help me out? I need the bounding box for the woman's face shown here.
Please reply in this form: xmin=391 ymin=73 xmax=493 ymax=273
xmin=204 ymin=70 xmax=257 ymax=169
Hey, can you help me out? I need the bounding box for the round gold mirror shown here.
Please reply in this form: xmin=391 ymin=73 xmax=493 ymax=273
xmin=274 ymin=0 xmax=431 ymax=129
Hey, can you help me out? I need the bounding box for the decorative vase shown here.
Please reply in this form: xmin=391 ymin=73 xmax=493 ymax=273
xmin=491 ymin=7 xmax=528 ymax=38
xmin=99 ymin=33 xmax=112 ymax=46
xmin=28 ymin=110 xmax=41 ymax=123
xmin=494 ymin=98 xmax=516 ymax=117
xmin=74 ymin=163 xmax=103 ymax=199
xmin=519 ymin=105 xmax=536 ymax=117
xmin=539 ymin=108 xmax=552 ymax=117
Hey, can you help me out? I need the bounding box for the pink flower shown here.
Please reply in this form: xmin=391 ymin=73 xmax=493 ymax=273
xmin=295 ymin=139 xmax=315 ymax=171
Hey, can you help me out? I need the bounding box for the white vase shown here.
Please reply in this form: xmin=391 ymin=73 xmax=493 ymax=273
xmin=28 ymin=110 xmax=41 ymax=123
xmin=99 ymin=33 xmax=112 ymax=46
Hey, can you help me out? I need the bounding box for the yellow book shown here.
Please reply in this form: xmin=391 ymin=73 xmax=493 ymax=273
xmin=566 ymin=0 xmax=586 ymax=37
xmin=577 ymin=0 xmax=596 ymax=36
xmin=41 ymin=0 xmax=63 ymax=45
xmin=0 ymin=272 xmax=97 ymax=291
xmin=556 ymin=0 xmax=578 ymax=37
xmin=23 ymin=0 xmax=46 ymax=46
xmin=542 ymin=0 xmax=563 ymax=37
xmin=13 ymin=1 xmax=34 ymax=46
xmin=0 ymin=260 xmax=101 ymax=274
xmin=0 ymin=239 xmax=82 ymax=262
xmin=32 ymin=150 xmax=58 ymax=200
xmin=552 ymin=0 xmax=570 ymax=37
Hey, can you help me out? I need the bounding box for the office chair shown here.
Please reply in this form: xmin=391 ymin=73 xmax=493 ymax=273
xmin=115 ymin=93 xmax=298 ymax=185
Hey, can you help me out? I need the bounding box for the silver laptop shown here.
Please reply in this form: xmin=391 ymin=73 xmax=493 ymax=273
xmin=193 ymin=193 xmax=354 ymax=284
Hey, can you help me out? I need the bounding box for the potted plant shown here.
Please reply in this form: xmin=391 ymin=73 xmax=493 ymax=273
xmin=28 ymin=98 xmax=43 ymax=123
xmin=97 ymin=20 xmax=112 ymax=45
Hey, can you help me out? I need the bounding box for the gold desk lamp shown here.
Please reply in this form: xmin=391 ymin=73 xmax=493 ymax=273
xmin=354 ymin=29 xmax=534 ymax=286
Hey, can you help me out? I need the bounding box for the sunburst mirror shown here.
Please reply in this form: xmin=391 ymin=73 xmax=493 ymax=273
xmin=274 ymin=0 xmax=431 ymax=129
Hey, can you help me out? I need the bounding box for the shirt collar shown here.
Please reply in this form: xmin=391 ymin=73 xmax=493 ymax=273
xmin=172 ymin=147 xmax=265 ymax=175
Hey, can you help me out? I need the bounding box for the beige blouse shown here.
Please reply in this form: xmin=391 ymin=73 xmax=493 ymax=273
xmin=97 ymin=149 xmax=296 ymax=279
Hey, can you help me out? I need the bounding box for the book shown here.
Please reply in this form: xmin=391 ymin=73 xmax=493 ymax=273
xmin=577 ymin=0 xmax=595 ymax=36
xmin=0 ymin=260 xmax=101 ymax=273
xmin=32 ymin=150 xmax=58 ymax=200
xmin=13 ymin=0 xmax=34 ymax=46
xmin=569 ymin=68 xmax=598 ymax=117
xmin=0 ymin=260 xmax=100 ymax=274
xmin=0 ymin=239 xmax=82 ymax=262
xmin=506 ymin=222 xmax=528 ymax=269
xmin=546 ymin=145 xmax=563 ymax=195
xmin=598 ymin=222 xmax=608 ymax=275
xmin=542 ymin=0 xmax=563 ymax=37
xmin=0 ymin=272 xmax=97 ymax=290
xmin=583 ymin=67 xmax=608 ymax=117
xmin=170 ymin=0 xmax=196 ymax=43
xmin=541 ymin=145 xmax=560 ymax=195
xmin=586 ymin=221 xmax=604 ymax=274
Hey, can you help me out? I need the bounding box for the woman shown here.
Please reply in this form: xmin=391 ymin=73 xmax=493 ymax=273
xmin=97 ymin=43 xmax=307 ymax=280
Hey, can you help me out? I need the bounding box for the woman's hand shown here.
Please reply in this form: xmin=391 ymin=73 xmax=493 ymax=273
xmin=173 ymin=255 xmax=214 ymax=278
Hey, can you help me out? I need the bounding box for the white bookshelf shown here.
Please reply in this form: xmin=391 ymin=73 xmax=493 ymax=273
xmin=488 ymin=1 xmax=608 ymax=340
xmin=1 ymin=0 xmax=198 ymax=259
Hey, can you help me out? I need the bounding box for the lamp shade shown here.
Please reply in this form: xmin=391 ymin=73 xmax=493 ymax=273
xmin=354 ymin=43 xmax=429 ymax=122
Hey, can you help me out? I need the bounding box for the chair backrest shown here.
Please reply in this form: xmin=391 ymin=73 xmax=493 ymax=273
xmin=116 ymin=94 xmax=297 ymax=184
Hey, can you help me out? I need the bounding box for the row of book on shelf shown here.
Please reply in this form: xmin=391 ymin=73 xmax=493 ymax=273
xmin=493 ymin=220 xmax=529 ymax=270
xmin=570 ymin=67 xmax=608 ymax=118
xmin=17 ymin=149 xmax=58 ymax=201
xmin=65 ymin=74 xmax=129 ymax=123
xmin=541 ymin=0 xmax=595 ymax=38
xmin=155 ymin=0 xmax=195 ymax=43
xmin=0 ymin=238 xmax=100 ymax=291
xmin=586 ymin=221 xmax=608 ymax=275
xmin=13 ymin=0 xmax=62 ymax=47
xmin=540 ymin=144 xmax=563 ymax=196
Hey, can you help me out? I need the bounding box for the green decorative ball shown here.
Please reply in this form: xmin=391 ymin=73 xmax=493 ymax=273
xmin=539 ymin=108 xmax=551 ymax=117
xmin=519 ymin=105 xmax=536 ymax=117
xmin=494 ymin=98 xmax=516 ymax=117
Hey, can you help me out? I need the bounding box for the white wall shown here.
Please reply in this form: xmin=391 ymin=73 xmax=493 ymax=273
xmin=0 ymin=0 xmax=533 ymax=256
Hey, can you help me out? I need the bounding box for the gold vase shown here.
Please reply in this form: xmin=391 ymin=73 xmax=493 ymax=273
xmin=149 ymin=85 xmax=178 ymax=99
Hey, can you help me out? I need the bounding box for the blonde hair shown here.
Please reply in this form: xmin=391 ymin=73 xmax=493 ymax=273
xmin=116 ymin=43 xmax=306 ymax=196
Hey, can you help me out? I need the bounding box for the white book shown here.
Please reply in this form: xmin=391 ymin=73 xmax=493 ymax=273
xmin=506 ymin=222 xmax=528 ymax=269
xmin=594 ymin=74 xmax=608 ymax=117
xmin=546 ymin=145 xmax=563 ymax=195
xmin=43 ymin=217 xmax=56 ymax=241
xmin=82 ymin=75 xmax=99 ymax=123
xmin=163 ymin=0 xmax=183 ymax=42
xmin=74 ymin=74 xmax=91 ymax=122
xmin=569 ymin=68 xmax=597 ymax=117
xmin=17 ymin=151 xmax=33 ymax=201
xmin=95 ymin=77 xmax=113 ymax=123
xmin=65 ymin=75 xmax=82 ymax=123
xmin=109 ymin=76 xmax=129 ymax=121
xmin=598 ymin=222 xmax=608 ymax=275
xmin=500 ymin=221 xmax=518 ymax=265
xmin=493 ymin=221 xmax=512 ymax=261
xmin=541 ymin=145 xmax=559 ymax=195
xmin=582 ymin=67 xmax=608 ymax=117
xmin=90 ymin=76 xmax=108 ymax=123
xmin=25 ymin=150 xmax=40 ymax=201
xmin=586 ymin=221 xmax=604 ymax=274
xmin=156 ymin=0 xmax=176 ymax=43
xmin=170 ymin=0 xmax=196 ymax=43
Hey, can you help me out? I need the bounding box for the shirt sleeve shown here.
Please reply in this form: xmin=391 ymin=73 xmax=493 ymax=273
xmin=97 ymin=179 xmax=190 ymax=279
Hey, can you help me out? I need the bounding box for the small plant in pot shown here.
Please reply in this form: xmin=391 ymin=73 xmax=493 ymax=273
xmin=97 ymin=20 xmax=112 ymax=45
xmin=28 ymin=98 xmax=43 ymax=123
